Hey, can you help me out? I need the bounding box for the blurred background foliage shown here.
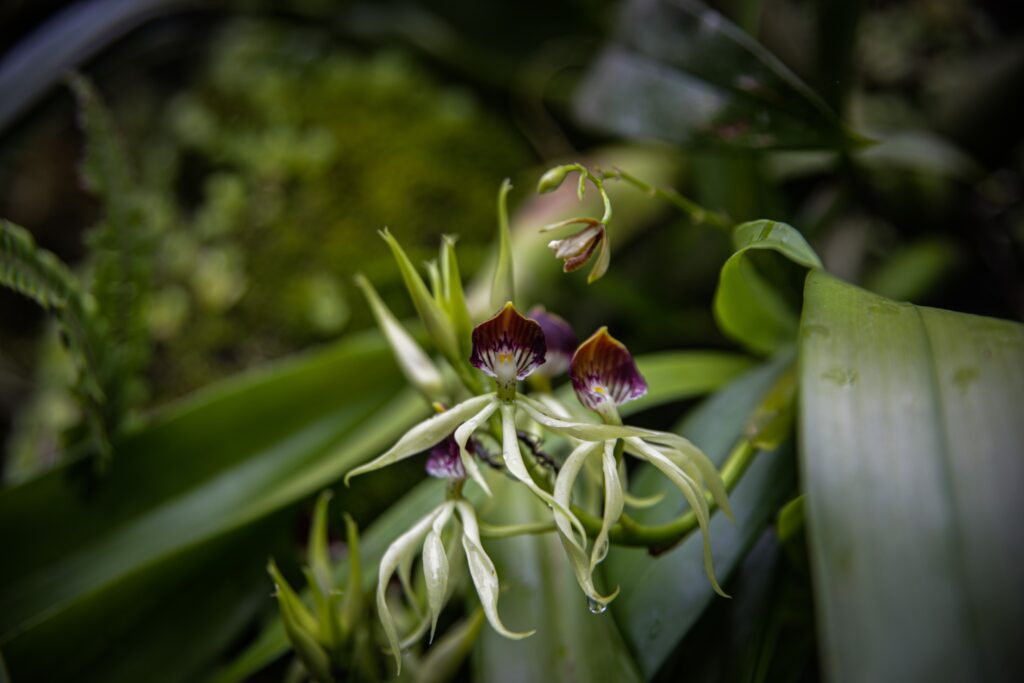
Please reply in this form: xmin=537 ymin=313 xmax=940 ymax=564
xmin=0 ymin=0 xmax=1022 ymax=681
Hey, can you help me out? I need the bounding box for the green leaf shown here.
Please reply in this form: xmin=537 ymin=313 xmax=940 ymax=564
xmin=473 ymin=478 xmax=644 ymax=683
xmin=0 ymin=331 xmax=427 ymax=682
xmin=714 ymin=220 xmax=821 ymax=355
xmin=799 ymin=271 xmax=1024 ymax=681
xmin=573 ymin=0 xmax=863 ymax=151
xmin=604 ymin=353 xmax=796 ymax=679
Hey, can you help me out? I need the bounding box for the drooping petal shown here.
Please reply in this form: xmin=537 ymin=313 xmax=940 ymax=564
xmin=570 ymin=327 xmax=648 ymax=413
xmin=528 ymin=306 xmax=578 ymax=378
xmin=547 ymin=220 xmax=605 ymax=273
xmin=624 ymin=437 xmax=727 ymax=598
xmin=591 ymin=441 xmax=624 ymax=571
xmin=499 ymin=402 xmax=586 ymax=547
xmin=377 ymin=503 xmax=453 ymax=674
xmin=550 ymin=441 xmax=619 ymax=606
xmin=345 ymin=394 xmax=495 ymax=485
xmin=470 ymin=303 xmax=546 ymax=394
xmin=454 ymin=399 xmax=499 ymax=496
xmin=639 ymin=434 xmax=733 ymax=521
xmin=454 ymin=501 xmax=535 ymax=640
xmin=425 ymin=437 xmax=466 ymax=480
xmin=423 ymin=504 xmax=455 ymax=642
xmin=552 ymin=441 xmax=602 ymax=542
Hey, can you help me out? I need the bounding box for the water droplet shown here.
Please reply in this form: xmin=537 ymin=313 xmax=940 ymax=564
xmin=587 ymin=598 xmax=608 ymax=614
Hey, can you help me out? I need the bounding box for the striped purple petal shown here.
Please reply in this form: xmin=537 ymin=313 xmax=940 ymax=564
xmin=470 ymin=303 xmax=547 ymax=391
xmin=528 ymin=306 xmax=577 ymax=378
xmin=570 ymin=327 xmax=648 ymax=412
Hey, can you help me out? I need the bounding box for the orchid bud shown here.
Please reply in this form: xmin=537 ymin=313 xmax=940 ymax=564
xmin=537 ymin=164 xmax=574 ymax=194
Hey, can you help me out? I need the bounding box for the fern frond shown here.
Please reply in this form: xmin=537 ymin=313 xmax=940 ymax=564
xmin=1 ymin=220 xmax=109 ymax=420
xmin=70 ymin=73 xmax=155 ymax=422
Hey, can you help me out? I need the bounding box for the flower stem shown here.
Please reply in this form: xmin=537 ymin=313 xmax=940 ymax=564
xmin=599 ymin=167 xmax=733 ymax=232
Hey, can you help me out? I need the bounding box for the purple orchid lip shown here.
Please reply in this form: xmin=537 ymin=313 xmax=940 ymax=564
xmin=569 ymin=327 xmax=648 ymax=411
xmin=548 ymin=220 xmax=606 ymax=273
xmin=528 ymin=306 xmax=577 ymax=378
xmin=470 ymin=303 xmax=547 ymax=391
xmin=426 ymin=436 xmax=467 ymax=480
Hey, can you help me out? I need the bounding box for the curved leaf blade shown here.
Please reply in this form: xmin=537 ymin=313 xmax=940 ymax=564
xmin=714 ymin=220 xmax=821 ymax=355
xmin=799 ymin=271 xmax=1024 ymax=681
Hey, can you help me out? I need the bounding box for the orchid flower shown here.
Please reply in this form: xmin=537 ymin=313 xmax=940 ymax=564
xmin=550 ymin=328 xmax=734 ymax=599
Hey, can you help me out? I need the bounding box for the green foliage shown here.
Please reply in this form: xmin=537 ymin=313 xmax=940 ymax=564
xmin=799 ymin=272 xmax=1024 ymax=680
xmin=0 ymin=219 xmax=110 ymax=460
xmin=574 ymin=0 xmax=865 ymax=150
xmin=69 ymin=73 xmax=155 ymax=422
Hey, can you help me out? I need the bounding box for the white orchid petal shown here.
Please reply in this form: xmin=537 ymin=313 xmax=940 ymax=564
xmin=377 ymin=503 xmax=453 ymax=673
xmin=558 ymin=529 xmax=620 ymax=607
xmin=499 ymin=402 xmax=587 ymax=545
xmin=346 ymin=394 xmax=495 ymax=484
xmin=454 ymin=398 xmax=499 ymax=496
xmin=552 ymin=441 xmax=601 ymax=547
xmin=626 ymin=438 xmax=727 ymax=597
xmin=422 ymin=505 xmax=454 ymax=642
xmin=518 ymin=395 xmax=653 ymax=442
xmin=455 ymin=502 xmax=535 ymax=639
xmin=592 ymin=441 xmax=624 ymax=571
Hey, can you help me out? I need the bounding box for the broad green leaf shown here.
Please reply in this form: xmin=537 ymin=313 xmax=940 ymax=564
xmin=605 ymin=353 xmax=796 ymax=679
xmin=799 ymin=271 xmax=1024 ymax=681
xmin=473 ymin=477 xmax=643 ymax=683
xmin=0 ymin=331 xmax=428 ymax=681
xmin=573 ymin=0 xmax=862 ymax=151
xmin=714 ymin=220 xmax=821 ymax=355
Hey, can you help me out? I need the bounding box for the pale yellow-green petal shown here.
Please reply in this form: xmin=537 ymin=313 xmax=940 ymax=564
xmin=499 ymin=402 xmax=586 ymax=545
xmin=345 ymin=394 xmax=495 ymax=485
xmin=455 ymin=502 xmax=535 ymax=640
xmin=377 ymin=503 xmax=451 ymax=673
xmin=454 ymin=398 xmax=499 ymax=496
xmin=591 ymin=441 xmax=624 ymax=571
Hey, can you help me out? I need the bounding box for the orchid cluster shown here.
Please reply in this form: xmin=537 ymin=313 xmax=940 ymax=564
xmin=346 ymin=179 xmax=730 ymax=673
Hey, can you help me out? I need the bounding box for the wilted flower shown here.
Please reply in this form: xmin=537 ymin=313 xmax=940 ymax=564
xmin=545 ymin=218 xmax=610 ymax=283
xmin=528 ymin=306 xmax=577 ymax=378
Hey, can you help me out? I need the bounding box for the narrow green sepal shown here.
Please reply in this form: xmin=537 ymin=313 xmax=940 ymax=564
xmin=440 ymin=235 xmax=473 ymax=357
xmin=308 ymin=490 xmax=333 ymax=595
xmin=489 ymin=179 xmax=516 ymax=312
xmin=268 ymin=560 xmax=334 ymax=682
xmin=379 ymin=228 xmax=459 ymax=362
xmin=339 ymin=513 xmax=363 ymax=639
